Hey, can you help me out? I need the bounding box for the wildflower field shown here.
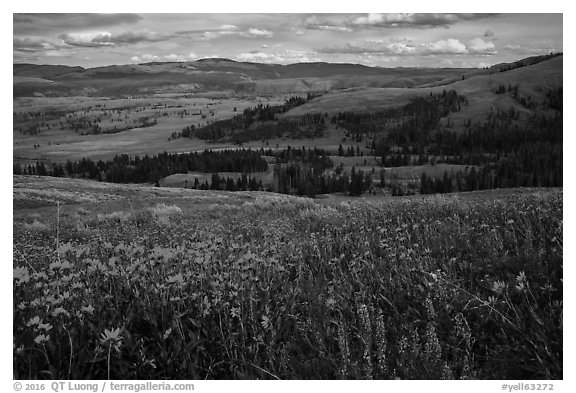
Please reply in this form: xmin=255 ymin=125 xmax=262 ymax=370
xmin=13 ymin=176 xmax=562 ymax=379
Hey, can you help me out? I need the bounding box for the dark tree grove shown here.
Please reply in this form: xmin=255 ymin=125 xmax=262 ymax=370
xmin=181 ymin=94 xmax=325 ymax=143
xmin=19 ymin=150 xmax=268 ymax=184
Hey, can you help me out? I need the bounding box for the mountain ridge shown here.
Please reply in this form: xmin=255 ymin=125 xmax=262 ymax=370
xmin=13 ymin=53 xmax=562 ymax=98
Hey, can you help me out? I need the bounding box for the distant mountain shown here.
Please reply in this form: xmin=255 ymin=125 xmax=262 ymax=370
xmin=13 ymin=58 xmax=471 ymax=97
xmin=13 ymin=64 xmax=85 ymax=79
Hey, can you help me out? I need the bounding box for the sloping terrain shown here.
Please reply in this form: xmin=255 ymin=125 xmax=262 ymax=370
xmin=284 ymin=54 xmax=563 ymax=128
xmin=13 ymin=175 xmax=562 ymax=379
xmin=13 ymin=59 xmax=470 ymax=97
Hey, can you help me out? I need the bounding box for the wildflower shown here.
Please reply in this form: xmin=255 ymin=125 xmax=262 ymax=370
xmin=52 ymin=307 xmax=69 ymax=317
xmin=424 ymin=323 xmax=442 ymax=364
xmin=81 ymin=305 xmax=95 ymax=315
xmin=515 ymin=271 xmax=528 ymax=292
xmin=49 ymin=260 xmax=73 ymax=271
xmin=100 ymin=328 xmax=123 ymax=351
xmin=425 ymin=297 xmax=436 ymax=320
xmin=486 ymin=296 xmax=498 ymax=306
xmin=26 ymin=316 xmax=41 ymax=327
xmin=231 ymin=307 xmax=241 ymax=319
xmin=491 ymin=280 xmax=507 ymax=296
xmin=261 ymin=315 xmax=271 ymax=330
xmin=516 ymin=271 xmax=527 ymax=283
xmin=30 ymin=298 xmax=43 ymax=308
xmin=163 ymin=328 xmax=172 ymax=340
xmin=38 ymin=322 xmax=53 ymax=332
xmin=325 ymin=297 xmax=336 ymax=309
xmin=71 ymin=282 xmax=84 ymax=290
xmin=34 ymin=272 xmax=48 ymax=281
xmin=166 ymin=273 xmax=185 ymax=286
xmin=13 ymin=266 xmax=31 ymax=285
xmin=34 ymin=334 xmax=50 ymax=345
xmin=540 ymin=283 xmax=557 ymax=292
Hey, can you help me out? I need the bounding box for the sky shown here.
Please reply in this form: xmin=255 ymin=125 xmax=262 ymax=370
xmin=13 ymin=12 xmax=563 ymax=69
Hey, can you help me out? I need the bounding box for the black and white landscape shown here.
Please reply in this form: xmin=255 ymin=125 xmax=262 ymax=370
xmin=13 ymin=13 xmax=562 ymax=380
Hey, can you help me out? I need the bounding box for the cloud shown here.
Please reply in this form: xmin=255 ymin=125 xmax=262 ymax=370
xmin=200 ymin=27 xmax=274 ymax=40
xmin=130 ymin=53 xmax=198 ymax=63
xmin=317 ymin=37 xmax=499 ymax=57
xmin=59 ymin=30 xmax=174 ymax=47
xmin=13 ymin=37 xmax=60 ymax=52
xmin=218 ymin=25 xmax=239 ymax=30
xmin=503 ymin=44 xmax=561 ymax=55
xmin=302 ymin=13 xmax=498 ymax=32
xmin=423 ymin=39 xmax=469 ymax=54
xmin=246 ymin=28 xmax=273 ymax=37
xmin=235 ymin=51 xmax=278 ymax=62
xmin=235 ymin=50 xmax=318 ymax=64
xmin=14 ymin=13 xmax=142 ymax=34
xmin=484 ymin=30 xmax=495 ymax=37
xmin=318 ymin=38 xmax=476 ymax=56
xmin=303 ymin=15 xmax=354 ymax=32
xmin=467 ymin=38 xmax=497 ymax=54
xmin=351 ymin=13 xmax=496 ymax=28
xmin=318 ymin=40 xmax=417 ymax=56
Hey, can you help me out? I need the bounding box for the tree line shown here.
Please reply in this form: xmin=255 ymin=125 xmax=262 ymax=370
xmin=180 ymin=94 xmax=324 ymax=143
xmin=15 ymin=149 xmax=268 ymax=184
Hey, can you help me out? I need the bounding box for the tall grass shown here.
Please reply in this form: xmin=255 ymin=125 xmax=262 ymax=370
xmin=13 ymin=192 xmax=562 ymax=379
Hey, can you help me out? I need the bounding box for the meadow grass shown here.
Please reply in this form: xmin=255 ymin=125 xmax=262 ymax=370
xmin=13 ymin=189 xmax=562 ymax=379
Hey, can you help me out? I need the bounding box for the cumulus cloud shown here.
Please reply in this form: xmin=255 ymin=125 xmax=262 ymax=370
xmin=317 ymin=37 xmax=500 ymax=57
xmin=467 ymin=38 xmax=497 ymax=54
xmin=130 ymin=53 xmax=198 ymax=63
xmin=218 ymin=24 xmax=239 ymax=30
xmin=484 ymin=30 xmax=495 ymax=37
xmin=318 ymin=39 xmax=417 ymax=56
xmin=422 ymin=39 xmax=469 ymax=54
xmin=318 ymin=38 xmax=476 ymax=56
xmin=303 ymin=13 xmax=497 ymax=32
xmin=317 ymin=38 xmax=498 ymax=56
xmin=235 ymin=50 xmax=318 ymax=64
xmin=246 ymin=28 xmax=273 ymax=37
xmin=59 ymin=30 xmax=174 ymax=47
xmin=235 ymin=51 xmax=278 ymax=62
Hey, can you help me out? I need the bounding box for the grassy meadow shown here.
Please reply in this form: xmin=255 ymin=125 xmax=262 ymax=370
xmin=13 ymin=176 xmax=562 ymax=379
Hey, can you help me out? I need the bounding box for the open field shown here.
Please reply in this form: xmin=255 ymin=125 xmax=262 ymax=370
xmin=13 ymin=176 xmax=562 ymax=379
xmin=14 ymin=95 xmax=287 ymax=164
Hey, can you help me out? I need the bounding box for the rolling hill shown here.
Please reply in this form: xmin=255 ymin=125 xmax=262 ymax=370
xmin=14 ymin=58 xmax=470 ymax=97
xmin=283 ymin=54 xmax=563 ymax=132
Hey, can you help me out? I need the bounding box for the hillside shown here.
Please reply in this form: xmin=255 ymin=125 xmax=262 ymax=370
xmin=13 ymin=175 xmax=562 ymax=379
xmin=13 ymin=58 xmax=470 ymax=97
xmin=284 ymin=54 xmax=563 ymax=126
